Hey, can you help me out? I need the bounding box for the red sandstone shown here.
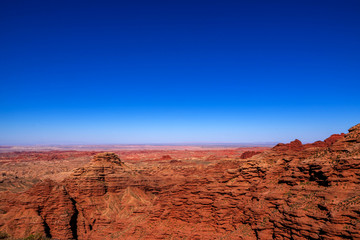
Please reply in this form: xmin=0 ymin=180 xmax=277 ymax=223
xmin=0 ymin=124 xmax=359 ymax=239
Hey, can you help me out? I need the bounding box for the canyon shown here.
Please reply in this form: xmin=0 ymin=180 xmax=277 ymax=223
xmin=0 ymin=124 xmax=359 ymax=239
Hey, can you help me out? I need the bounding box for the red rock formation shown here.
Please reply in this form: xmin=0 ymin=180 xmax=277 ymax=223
xmin=0 ymin=179 xmax=76 ymax=239
xmin=1 ymin=124 xmax=360 ymax=239
xmin=273 ymin=139 xmax=304 ymax=152
xmin=305 ymin=133 xmax=346 ymax=148
xmin=324 ymin=133 xmax=346 ymax=145
xmin=160 ymin=155 xmax=172 ymax=160
xmin=240 ymin=151 xmax=262 ymax=159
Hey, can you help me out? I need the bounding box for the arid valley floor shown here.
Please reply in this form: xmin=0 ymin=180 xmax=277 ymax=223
xmin=1 ymin=124 xmax=360 ymax=239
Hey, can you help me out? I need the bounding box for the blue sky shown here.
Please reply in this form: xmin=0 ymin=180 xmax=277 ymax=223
xmin=1 ymin=0 xmax=360 ymax=145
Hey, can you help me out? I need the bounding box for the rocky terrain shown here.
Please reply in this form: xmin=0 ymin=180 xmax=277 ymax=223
xmin=0 ymin=124 xmax=359 ymax=239
xmin=0 ymin=147 xmax=267 ymax=193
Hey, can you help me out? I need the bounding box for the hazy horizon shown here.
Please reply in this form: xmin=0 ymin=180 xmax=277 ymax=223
xmin=0 ymin=142 xmax=277 ymax=147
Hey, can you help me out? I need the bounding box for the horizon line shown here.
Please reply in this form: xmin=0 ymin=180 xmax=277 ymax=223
xmin=0 ymin=142 xmax=278 ymax=147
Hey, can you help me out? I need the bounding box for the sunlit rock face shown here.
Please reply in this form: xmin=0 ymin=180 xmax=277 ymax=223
xmin=0 ymin=179 xmax=76 ymax=239
xmin=1 ymin=124 xmax=360 ymax=239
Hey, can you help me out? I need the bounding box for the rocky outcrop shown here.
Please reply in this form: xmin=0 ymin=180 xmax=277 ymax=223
xmin=1 ymin=125 xmax=360 ymax=239
xmin=236 ymin=124 xmax=360 ymax=239
xmin=240 ymin=151 xmax=262 ymax=159
xmin=0 ymin=179 xmax=75 ymax=239
xmin=304 ymin=133 xmax=345 ymax=148
xmin=273 ymin=139 xmax=304 ymax=152
xmin=63 ymin=152 xmax=159 ymax=239
xmin=160 ymin=155 xmax=172 ymax=160
xmin=346 ymin=123 xmax=360 ymax=143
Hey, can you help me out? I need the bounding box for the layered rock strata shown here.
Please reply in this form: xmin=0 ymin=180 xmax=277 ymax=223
xmin=0 ymin=125 xmax=360 ymax=239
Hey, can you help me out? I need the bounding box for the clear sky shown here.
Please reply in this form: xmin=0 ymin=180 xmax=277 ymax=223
xmin=1 ymin=0 xmax=359 ymax=145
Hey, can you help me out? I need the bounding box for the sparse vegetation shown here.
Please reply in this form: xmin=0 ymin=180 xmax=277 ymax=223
xmin=0 ymin=231 xmax=9 ymax=239
xmin=0 ymin=232 xmax=50 ymax=240
xmin=22 ymin=233 xmax=51 ymax=240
